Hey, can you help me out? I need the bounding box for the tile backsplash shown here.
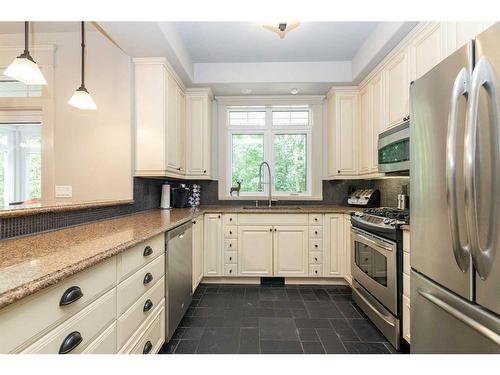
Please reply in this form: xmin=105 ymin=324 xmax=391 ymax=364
xmin=0 ymin=176 xmax=409 ymax=240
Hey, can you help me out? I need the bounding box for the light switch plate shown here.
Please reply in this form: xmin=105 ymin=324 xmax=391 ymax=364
xmin=55 ymin=185 xmax=72 ymax=198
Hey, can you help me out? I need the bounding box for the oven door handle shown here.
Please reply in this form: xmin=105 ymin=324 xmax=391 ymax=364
xmin=351 ymin=228 xmax=394 ymax=254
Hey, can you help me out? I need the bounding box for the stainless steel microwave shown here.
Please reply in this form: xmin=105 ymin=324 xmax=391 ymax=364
xmin=378 ymin=120 xmax=410 ymax=173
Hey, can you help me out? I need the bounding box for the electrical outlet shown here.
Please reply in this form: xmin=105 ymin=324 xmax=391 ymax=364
xmin=55 ymin=185 xmax=72 ymax=198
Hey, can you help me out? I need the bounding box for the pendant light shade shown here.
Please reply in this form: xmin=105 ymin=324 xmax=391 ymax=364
xmin=4 ymin=22 xmax=47 ymax=85
xmin=69 ymin=22 xmax=96 ymax=110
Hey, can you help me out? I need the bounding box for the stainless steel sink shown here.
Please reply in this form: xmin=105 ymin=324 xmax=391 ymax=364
xmin=242 ymin=206 xmax=302 ymax=210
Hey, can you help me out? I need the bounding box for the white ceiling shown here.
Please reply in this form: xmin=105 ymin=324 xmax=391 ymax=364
xmin=171 ymin=22 xmax=379 ymax=63
xmin=0 ymin=22 xmax=96 ymax=34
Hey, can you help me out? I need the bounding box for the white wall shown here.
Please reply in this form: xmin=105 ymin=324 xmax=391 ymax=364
xmin=0 ymin=28 xmax=132 ymax=204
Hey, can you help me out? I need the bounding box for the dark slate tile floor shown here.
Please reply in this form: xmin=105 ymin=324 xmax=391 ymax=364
xmin=159 ymin=283 xmax=399 ymax=354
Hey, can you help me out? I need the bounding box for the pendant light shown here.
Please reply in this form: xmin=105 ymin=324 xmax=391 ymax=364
xmin=68 ymin=22 xmax=96 ymax=110
xmin=4 ymin=22 xmax=47 ymax=85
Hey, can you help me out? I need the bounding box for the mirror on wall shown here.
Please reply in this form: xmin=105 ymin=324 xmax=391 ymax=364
xmin=0 ymin=21 xmax=133 ymax=212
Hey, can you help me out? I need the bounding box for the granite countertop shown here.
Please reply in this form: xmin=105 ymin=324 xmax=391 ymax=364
xmin=0 ymin=204 xmax=356 ymax=309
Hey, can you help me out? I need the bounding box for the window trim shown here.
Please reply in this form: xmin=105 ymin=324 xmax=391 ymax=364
xmin=224 ymin=105 xmax=314 ymax=198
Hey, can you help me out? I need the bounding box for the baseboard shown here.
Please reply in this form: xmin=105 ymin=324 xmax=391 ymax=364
xmin=200 ymin=276 xmax=349 ymax=285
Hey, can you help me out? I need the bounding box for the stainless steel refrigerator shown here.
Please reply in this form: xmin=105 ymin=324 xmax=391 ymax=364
xmin=410 ymin=22 xmax=500 ymax=353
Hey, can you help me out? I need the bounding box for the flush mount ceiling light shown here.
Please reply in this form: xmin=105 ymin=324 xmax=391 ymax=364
xmin=263 ymin=22 xmax=300 ymax=39
xmin=290 ymin=88 xmax=300 ymax=95
xmin=68 ymin=22 xmax=97 ymax=110
xmin=4 ymin=22 xmax=47 ymax=85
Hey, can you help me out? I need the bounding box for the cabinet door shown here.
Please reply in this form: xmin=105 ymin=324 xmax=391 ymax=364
xmin=192 ymin=218 xmax=204 ymax=291
xmin=238 ymin=226 xmax=273 ymax=277
xmin=371 ymin=73 xmax=385 ymax=173
xmin=358 ymin=85 xmax=371 ymax=174
xmin=384 ymin=49 xmax=409 ymax=129
xmin=166 ymin=73 xmax=180 ymax=172
xmin=343 ymin=215 xmax=352 ymax=284
xmin=324 ymin=214 xmax=344 ymax=277
xmin=410 ymin=22 xmax=445 ymax=81
xmin=273 ymin=226 xmax=308 ymax=277
xmin=335 ymin=92 xmax=358 ymax=175
xmin=186 ymin=95 xmax=210 ymax=177
xmin=203 ymin=214 xmax=222 ymax=276
xmin=176 ymin=87 xmax=186 ymax=174
xmin=134 ymin=63 xmax=166 ymax=173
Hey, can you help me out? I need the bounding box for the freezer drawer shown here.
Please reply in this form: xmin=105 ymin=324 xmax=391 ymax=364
xmin=411 ymin=270 xmax=500 ymax=353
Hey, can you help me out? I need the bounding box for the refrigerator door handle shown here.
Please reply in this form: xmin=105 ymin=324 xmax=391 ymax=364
xmin=418 ymin=288 xmax=500 ymax=346
xmin=446 ymin=67 xmax=471 ymax=272
xmin=465 ymin=56 xmax=500 ymax=280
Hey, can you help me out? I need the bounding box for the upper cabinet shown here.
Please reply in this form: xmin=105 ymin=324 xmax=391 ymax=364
xmin=384 ymin=48 xmax=410 ymax=129
xmin=358 ymin=84 xmax=371 ymax=175
xmin=185 ymin=89 xmax=213 ymax=179
xmin=410 ymin=22 xmax=445 ymax=81
xmin=133 ymin=58 xmax=213 ymax=179
xmin=370 ymin=73 xmax=385 ymax=173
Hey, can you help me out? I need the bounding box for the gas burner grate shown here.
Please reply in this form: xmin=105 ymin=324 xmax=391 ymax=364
xmin=364 ymin=207 xmax=409 ymax=223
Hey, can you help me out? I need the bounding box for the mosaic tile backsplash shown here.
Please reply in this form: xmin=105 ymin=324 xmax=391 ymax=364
xmin=0 ymin=177 xmax=408 ymax=240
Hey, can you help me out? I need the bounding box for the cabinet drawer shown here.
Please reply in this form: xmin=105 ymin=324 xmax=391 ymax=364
xmin=403 ymin=230 xmax=410 ymax=253
xmin=308 ymin=214 xmax=323 ymax=226
xmin=309 ymin=239 xmax=322 ymax=252
xmin=309 ymin=264 xmax=322 ymax=277
xmin=402 ymin=295 xmax=411 ymax=343
xmin=82 ymin=322 xmax=117 ymax=354
xmin=308 ymin=252 xmax=322 ymax=265
xmin=224 ymin=239 xmax=237 ymax=251
xmin=223 ymin=214 xmax=238 ymax=226
xmin=224 ymin=226 xmax=238 ymax=239
xmin=117 ymin=234 xmax=164 ymax=281
xmin=309 ymin=226 xmax=323 ymax=239
xmin=117 ymin=254 xmax=165 ymax=316
xmin=224 ymin=251 xmax=238 ymax=264
xmin=124 ymin=302 xmax=165 ymax=354
xmin=224 ymin=264 xmax=237 ymax=276
xmin=403 ymin=273 xmax=410 ymax=297
xmin=117 ymin=276 xmax=165 ymax=349
xmin=22 ymin=288 xmax=117 ymax=354
xmin=0 ymin=257 xmax=116 ymax=353
xmin=403 ymin=251 xmax=410 ymax=275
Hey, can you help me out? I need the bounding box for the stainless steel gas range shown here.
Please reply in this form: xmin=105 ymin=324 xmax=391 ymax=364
xmin=350 ymin=207 xmax=409 ymax=350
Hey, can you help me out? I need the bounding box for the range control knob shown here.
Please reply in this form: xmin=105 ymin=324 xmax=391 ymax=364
xmin=383 ymin=218 xmax=391 ymax=225
xmin=390 ymin=219 xmax=397 ymax=225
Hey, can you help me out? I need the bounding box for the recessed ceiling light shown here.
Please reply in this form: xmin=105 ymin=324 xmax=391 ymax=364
xmin=290 ymin=88 xmax=299 ymax=95
xmin=241 ymin=88 xmax=252 ymax=94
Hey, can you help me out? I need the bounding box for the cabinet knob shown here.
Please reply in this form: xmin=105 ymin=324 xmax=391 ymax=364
xmin=59 ymin=286 xmax=83 ymax=306
xmin=218 ymin=215 xmax=221 ymax=219
xmin=177 ymin=167 xmax=181 ymax=171
xmin=193 ymin=220 xmax=196 ymax=224
xmin=229 ymin=257 xmax=232 ymax=261
xmin=270 ymin=228 xmax=272 ymax=232
xmin=274 ymin=228 xmax=277 ymax=232
xmin=315 ymin=270 xmax=318 ymax=274
xmin=315 ymin=231 xmax=318 ymax=235
xmin=229 ymin=269 xmax=232 ymax=274
xmin=229 ymin=218 xmax=232 ymax=221
xmin=315 ymin=218 xmax=318 ymax=221
xmin=143 ymin=272 xmax=154 ymax=285
xmin=315 ymin=257 xmax=318 ymax=261
xmin=143 ymin=341 xmax=153 ymax=354
xmin=315 ymin=244 xmax=318 ymax=248
xmin=143 ymin=246 xmax=153 ymax=257
xmin=229 ymin=231 xmax=232 ymax=235
xmin=229 ymin=243 xmax=232 ymax=248
xmin=203 ymin=170 xmax=207 ymax=174
xmin=59 ymin=331 xmax=83 ymax=354
xmin=338 ymin=170 xmax=340 ymax=174
xmin=143 ymin=299 xmax=154 ymax=312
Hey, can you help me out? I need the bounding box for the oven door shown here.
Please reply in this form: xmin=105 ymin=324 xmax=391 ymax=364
xmin=351 ymin=227 xmax=397 ymax=314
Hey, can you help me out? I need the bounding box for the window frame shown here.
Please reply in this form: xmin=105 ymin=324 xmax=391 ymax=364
xmin=225 ymin=105 xmax=312 ymax=197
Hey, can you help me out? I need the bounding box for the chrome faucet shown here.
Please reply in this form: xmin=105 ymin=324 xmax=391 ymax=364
xmin=259 ymin=161 xmax=273 ymax=207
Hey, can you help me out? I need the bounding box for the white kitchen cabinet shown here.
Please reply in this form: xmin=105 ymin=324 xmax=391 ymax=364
xmin=445 ymin=21 xmax=495 ymax=56
xmin=134 ymin=58 xmax=186 ymax=177
xmin=370 ymin=73 xmax=385 ymax=173
xmin=238 ymin=226 xmax=273 ymax=277
xmin=358 ymin=84 xmax=371 ymax=175
xmin=192 ymin=217 xmax=204 ymax=292
xmin=343 ymin=214 xmax=352 ymax=284
xmin=273 ymin=226 xmax=308 ymax=277
xmin=203 ymin=214 xmax=223 ymax=276
xmin=384 ymin=49 xmax=410 ymax=129
xmin=185 ymin=89 xmax=213 ymax=179
xmin=410 ymin=22 xmax=445 ymax=81
xmin=324 ymin=214 xmax=344 ymax=277
xmin=327 ymin=90 xmax=358 ymax=178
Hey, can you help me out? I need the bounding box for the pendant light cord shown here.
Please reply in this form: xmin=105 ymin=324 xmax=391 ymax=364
xmin=81 ymin=21 xmax=86 ymax=89
xmin=24 ymin=21 xmax=29 ymax=55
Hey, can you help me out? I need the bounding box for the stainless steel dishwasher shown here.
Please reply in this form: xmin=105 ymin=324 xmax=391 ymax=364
xmin=165 ymin=221 xmax=192 ymax=341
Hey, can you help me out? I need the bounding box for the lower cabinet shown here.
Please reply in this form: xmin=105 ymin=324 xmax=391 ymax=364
xmin=343 ymin=214 xmax=353 ymax=284
xmin=192 ymin=217 xmax=204 ymax=292
xmin=238 ymin=226 xmax=273 ymax=276
xmin=273 ymin=226 xmax=309 ymax=277
xmin=324 ymin=214 xmax=344 ymax=277
xmin=203 ymin=213 xmax=223 ymax=276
